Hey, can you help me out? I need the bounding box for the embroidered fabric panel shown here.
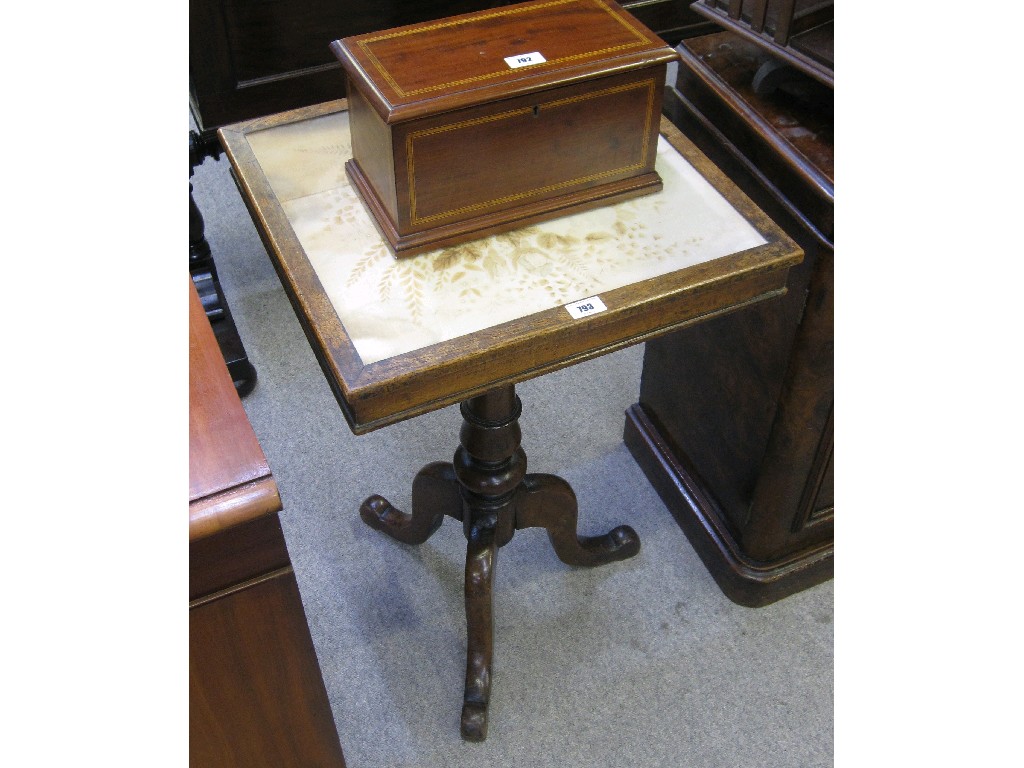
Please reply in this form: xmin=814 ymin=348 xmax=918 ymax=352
xmin=246 ymin=112 xmax=766 ymax=364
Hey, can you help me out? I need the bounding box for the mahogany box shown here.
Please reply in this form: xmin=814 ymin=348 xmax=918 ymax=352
xmin=331 ymin=0 xmax=679 ymax=256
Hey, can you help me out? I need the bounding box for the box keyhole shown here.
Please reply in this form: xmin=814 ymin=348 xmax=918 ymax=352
xmin=532 ymin=105 xmax=539 ymax=117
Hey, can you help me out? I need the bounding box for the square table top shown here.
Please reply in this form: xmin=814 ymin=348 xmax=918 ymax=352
xmin=220 ymin=99 xmax=801 ymax=433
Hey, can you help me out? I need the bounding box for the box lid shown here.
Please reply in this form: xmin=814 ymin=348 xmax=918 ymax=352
xmin=331 ymin=0 xmax=678 ymax=124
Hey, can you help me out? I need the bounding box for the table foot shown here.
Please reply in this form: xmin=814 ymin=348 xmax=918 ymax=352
xmin=360 ymin=462 xmax=462 ymax=545
xmin=517 ymin=474 xmax=640 ymax=566
xmin=461 ymin=524 xmax=496 ymax=742
xmin=460 ymin=701 xmax=488 ymax=742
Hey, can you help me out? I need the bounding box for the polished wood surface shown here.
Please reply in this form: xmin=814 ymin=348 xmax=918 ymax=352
xmin=669 ymin=31 xmax=832 ymax=235
xmin=189 ymin=277 xmax=276 ymax=532
xmin=189 ymin=513 xmax=292 ymax=601
xmin=189 ymin=278 xmax=346 ymax=766
xmin=219 ymin=100 xmax=802 ymax=433
xmin=190 ymin=569 xmax=347 ymax=767
xmin=333 ymin=0 xmax=677 ymax=254
xmin=626 ymin=29 xmax=833 ymax=606
xmin=332 ymin=0 xmax=675 ymax=122
xmin=682 ymin=32 xmax=832 ymax=180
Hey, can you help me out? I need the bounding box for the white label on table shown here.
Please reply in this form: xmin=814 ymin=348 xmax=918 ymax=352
xmin=565 ymin=296 xmax=607 ymax=319
xmin=504 ymin=51 xmax=546 ymax=69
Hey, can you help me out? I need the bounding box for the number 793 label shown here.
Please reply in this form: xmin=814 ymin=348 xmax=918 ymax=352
xmin=564 ymin=296 xmax=607 ymax=319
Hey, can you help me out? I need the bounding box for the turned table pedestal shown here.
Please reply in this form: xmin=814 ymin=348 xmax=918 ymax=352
xmin=220 ymin=99 xmax=801 ymax=740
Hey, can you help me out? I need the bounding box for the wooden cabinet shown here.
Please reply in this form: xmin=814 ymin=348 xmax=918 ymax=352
xmin=189 ymin=280 xmax=346 ymax=767
xmin=624 ymin=30 xmax=833 ymax=606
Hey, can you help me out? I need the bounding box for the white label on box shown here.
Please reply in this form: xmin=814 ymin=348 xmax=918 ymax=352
xmin=565 ymin=296 xmax=607 ymax=319
xmin=504 ymin=51 xmax=546 ymax=69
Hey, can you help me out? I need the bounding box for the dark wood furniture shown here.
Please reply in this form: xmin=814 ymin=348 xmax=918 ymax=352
xmin=189 ymin=279 xmax=346 ymax=767
xmin=220 ymin=99 xmax=801 ymax=740
xmin=333 ymin=0 xmax=678 ymax=255
xmin=190 ymin=135 xmax=257 ymax=396
xmin=624 ymin=29 xmax=832 ymax=607
xmin=690 ymin=0 xmax=834 ymax=87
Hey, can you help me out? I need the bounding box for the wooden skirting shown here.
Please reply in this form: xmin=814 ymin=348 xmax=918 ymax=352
xmin=624 ymin=403 xmax=832 ymax=607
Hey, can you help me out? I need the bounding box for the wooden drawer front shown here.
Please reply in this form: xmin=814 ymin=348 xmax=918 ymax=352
xmin=396 ymin=70 xmax=662 ymax=231
xmin=189 ymin=514 xmax=291 ymax=601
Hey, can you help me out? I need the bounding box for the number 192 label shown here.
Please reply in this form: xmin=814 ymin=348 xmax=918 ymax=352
xmin=504 ymin=51 xmax=546 ymax=69
xmin=565 ymin=296 xmax=607 ymax=319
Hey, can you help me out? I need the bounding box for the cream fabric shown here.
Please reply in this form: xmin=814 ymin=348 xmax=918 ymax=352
xmin=246 ymin=111 xmax=765 ymax=364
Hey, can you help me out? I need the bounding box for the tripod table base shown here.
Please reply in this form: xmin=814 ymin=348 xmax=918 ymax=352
xmin=359 ymin=384 xmax=639 ymax=741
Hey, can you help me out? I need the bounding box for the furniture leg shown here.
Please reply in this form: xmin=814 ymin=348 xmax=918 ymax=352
xmin=461 ymin=521 xmax=496 ymax=742
xmin=190 ymin=129 xmax=258 ymax=397
xmin=360 ymin=462 xmax=463 ymax=545
xmin=516 ymin=474 xmax=640 ymax=566
xmin=451 ymin=386 xmax=523 ymax=739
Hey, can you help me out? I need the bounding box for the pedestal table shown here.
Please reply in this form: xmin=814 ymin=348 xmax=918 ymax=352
xmin=220 ymin=99 xmax=801 ymax=740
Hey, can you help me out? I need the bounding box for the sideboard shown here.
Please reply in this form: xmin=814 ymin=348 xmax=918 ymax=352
xmin=189 ymin=278 xmax=346 ymax=766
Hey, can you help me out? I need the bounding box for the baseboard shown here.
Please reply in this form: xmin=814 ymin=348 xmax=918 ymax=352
xmin=623 ymin=403 xmax=832 ymax=607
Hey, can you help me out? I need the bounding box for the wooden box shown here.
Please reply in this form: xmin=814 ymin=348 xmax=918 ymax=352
xmin=331 ymin=0 xmax=679 ymax=256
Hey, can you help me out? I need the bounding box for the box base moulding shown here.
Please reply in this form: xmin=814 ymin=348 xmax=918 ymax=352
xmin=346 ymin=159 xmax=662 ymax=256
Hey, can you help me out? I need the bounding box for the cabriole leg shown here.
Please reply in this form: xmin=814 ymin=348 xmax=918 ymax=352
xmin=461 ymin=522 xmax=496 ymax=741
xmin=516 ymin=474 xmax=640 ymax=566
xmin=360 ymin=462 xmax=462 ymax=545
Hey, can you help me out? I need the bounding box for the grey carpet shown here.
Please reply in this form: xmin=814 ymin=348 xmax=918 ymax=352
xmin=190 ymin=116 xmax=833 ymax=767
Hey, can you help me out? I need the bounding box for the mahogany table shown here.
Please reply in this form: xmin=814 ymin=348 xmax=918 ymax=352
xmin=219 ymin=99 xmax=801 ymax=741
xmin=189 ymin=279 xmax=346 ymax=766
